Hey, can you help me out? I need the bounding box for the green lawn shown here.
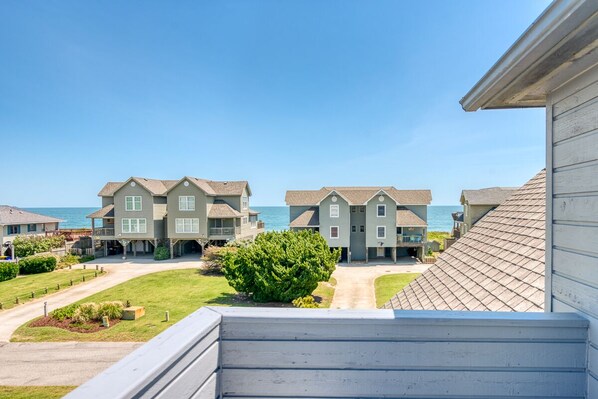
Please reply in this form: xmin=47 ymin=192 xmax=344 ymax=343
xmin=0 ymin=269 xmax=104 ymax=310
xmin=0 ymin=386 xmax=75 ymax=399
xmin=313 ymin=276 xmax=337 ymax=308
xmin=374 ymin=273 xmax=420 ymax=308
xmin=427 ymin=231 xmax=451 ymax=250
xmin=12 ymin=269 xmax=336 ymax=342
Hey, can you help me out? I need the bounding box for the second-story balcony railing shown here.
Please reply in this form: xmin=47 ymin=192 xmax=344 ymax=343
xmin=93 ymin=227 xmax=115 ymax=237
xmin=209 ymin=227 xmax=240 ymax=237
xmin=397 ymin=234 xmax=423 ymax=244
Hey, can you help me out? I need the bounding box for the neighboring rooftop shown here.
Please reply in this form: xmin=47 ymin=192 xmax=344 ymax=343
xmin=208 ymin=202 xmax=244 ymax=219
xmin=460 ymin=187 xmax=518 ymax=206
xmin=97 ymin=177 xmax=249 ymax=197
xmin=384 ymin=169 xmax=546 ymax=312
xmin=285 ymin=187 xmax=432 ymax=206
xmin=395 ymin=208 xmax=426 ymax=227
xmin=0 ymin=206 xmax=63 ymax=225
xmin=289 ymin=207 xmax=319 ymax=228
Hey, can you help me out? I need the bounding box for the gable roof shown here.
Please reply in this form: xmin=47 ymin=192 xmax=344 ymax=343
xmin=86 ymin=204 xmax=114 ymax=219
xmin=290 ymin=207 xmax=319 ymax=228
xmin=285 ymin=187 xmax=431 ymax=206
xmin=396 ymin=209 xmax=427 ymax=227
xmin=99 ymin=177 xmax=250 ymax=197
xmin=0 ymin=206 xmax=63 ymax=225
xmin=460 ymin=187 xmax=518 ymax=206
xmin=384 ymin=169 xmax=546 ymax=312
xmin=207 ymin=202 xmax=244 ymax=219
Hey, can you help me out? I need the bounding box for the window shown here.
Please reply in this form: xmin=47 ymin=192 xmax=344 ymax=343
xmin=125 ymin=196 xmax=142 ymax=211
xmin=359 ymin=206 xmax=365 ymax=212
xmin=397 ymin=227 xmax=403 ymax=234
xmin=179 ymin=196 xmax=195 ymax=211
xmin=351 ymin=207 xmax=356 ymax=213
xmin=377 ymin=226 xmax=386 ymax=239
xmin=352 ymin=225 xmax=356 ymax=233
xmin=122 ymin=218 xmax=147 ymax=233
xmin=175 ymin=218 xmax=199 ymax=233
xmin=242 ymin=217 xmax=248 ymax=224
xmin=360 ymin=225 xmax=365 ymax=233
xmin=330 ymin=226 xmax=339 ymax=239
xmin=330 ymin=204 xmax=339 ymax=218
xmin=242 ymin=195 xmax=249 ymax=210
xmin=7 ymin=225 xmax=20 ymax=235
xmin=377 ymin=204 xmax=386 ymax=217
xmin=27 ymin=224 xmax=37 ymax=232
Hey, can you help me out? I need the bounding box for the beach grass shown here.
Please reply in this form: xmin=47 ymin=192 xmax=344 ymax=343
xmin=0 ymin=269 xmax=104 ymax=311
xmin=374 ymin=273 xmax=420 ymax=308
xmin=12 ymin=269 xmax=336 ymax=342
xmin=0 ymin=386 xmax=75 ymax=399
xmin=427 ymin=231 xmax=451 ymax=250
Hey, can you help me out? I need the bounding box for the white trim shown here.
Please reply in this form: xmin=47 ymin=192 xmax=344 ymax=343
xmin=363 ymin=189 xmax=398 ymax=205
xmin=125 ymin=196 xmax=142 ymax=211
xmin=179 ymin=196 xmax=195 ymax=211
xmin=175 ymin=218 xmax=199 ymax=234
xmin=330 ymin=204 xmax=339 ymax=218
xmin=330 ymin=226 xmax=339 ymax=239
xmin=316 ymin=190 xmax=351 ymax=206
xmin=377 ymin=204 xmax=386 ymax=218
xmin=122 ymin=218 xmax=147 ymax=234
xmin=376 ymin=225 xmax=386 ymax=239
xmin=242 ymin=195 xmax=249 ymax=210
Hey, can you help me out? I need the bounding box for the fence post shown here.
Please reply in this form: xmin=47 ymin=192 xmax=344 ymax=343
xmin=70 ymin=279 xmax=73 ymax=286
xmin=82 ymin=275 xmax=86 ymax=282
xmin=44 ymin=302 xmax=48 ymax=317
xmin=31 ymin=291 xmax=35 ymax=299
xmin=165 ymin=311 xmax=170 ymax=322
xmin=57 ymin=283 xmax=60 ymax=290
xmin=45 ymin=287 xmax=48 ymax=294
xmin=0 ymin=302 xmax=3 ymax=310
xmin=15 ymin=297 xmax=19 ymax=305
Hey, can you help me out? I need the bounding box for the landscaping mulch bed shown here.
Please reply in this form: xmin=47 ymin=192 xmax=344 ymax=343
xmin=29 ymin=316 xmax=121 ymax=333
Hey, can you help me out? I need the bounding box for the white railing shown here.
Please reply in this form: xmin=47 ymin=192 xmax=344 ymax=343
xmin=67 ymin=308 xmax=588 ymax=399
xmin=93 ymin=227 xmax=114 ymax=237
xmin=209 ymin=227 xmax=239 ymax=236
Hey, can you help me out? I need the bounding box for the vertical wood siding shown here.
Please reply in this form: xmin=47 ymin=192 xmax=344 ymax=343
xmin=549 ymin=64 xmax=598 ymax=396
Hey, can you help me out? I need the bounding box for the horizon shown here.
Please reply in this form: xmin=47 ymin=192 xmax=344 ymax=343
xmin=0 ymin=1 xmax=550 ymax=207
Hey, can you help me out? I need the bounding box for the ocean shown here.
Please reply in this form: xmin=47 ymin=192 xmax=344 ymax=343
xmin=25 ymin=205 xmax=461 ymax=232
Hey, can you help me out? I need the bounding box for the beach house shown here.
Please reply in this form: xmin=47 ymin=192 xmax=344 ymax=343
xmin=69 ymin=1 xmax=598 ymax=398
xmin=87 ymin=177 xmax=264 ymax=258
xmin=0 ymin=206 xmax=62 ymax=258
xmin=459 ymin=186 xmax=518 ymax=235
xmin=285 ymin=187 xmax=432 ymax=262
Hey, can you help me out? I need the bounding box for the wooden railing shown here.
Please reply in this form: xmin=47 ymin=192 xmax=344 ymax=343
xmin=209 ymin=227 xmax=239 ymax=236
xmin=93 ymin=228 xmax=115 ymax=237
xmin=257 ymin=221 xmax=265 ymax=229
xmin=67 ymin=308 xmax=588 ymax=399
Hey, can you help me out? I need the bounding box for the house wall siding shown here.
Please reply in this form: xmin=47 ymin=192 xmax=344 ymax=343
xmin=548 ymin=63 xmax=598 ymax=394
xmin=113 ymin=183 xmax=155 ymax=239
xmin=319 ymin=195 xmax=350 ymax=248
xmin=167 ymin=182 xmax=210 ymax=239
xmin=365 ymin=194 xmax=396 ymax=248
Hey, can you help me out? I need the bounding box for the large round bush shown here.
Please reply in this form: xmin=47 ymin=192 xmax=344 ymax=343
xmin=222 ymin=230 xmax=340 ymax=302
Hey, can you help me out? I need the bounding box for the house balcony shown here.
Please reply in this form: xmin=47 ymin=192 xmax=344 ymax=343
xmin=209 ymin=227 xmax=241 ymax=238
xmin=397 ymin=234 xmax=424 ymax=246
xmin=67 ymin=307 xmax=588 ymax=399
xmin=92 ymin=227 xmax=115 ymax=238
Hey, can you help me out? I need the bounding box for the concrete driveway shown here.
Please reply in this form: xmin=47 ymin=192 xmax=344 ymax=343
xmin=330 ymin=258 xmax=430 ymax=309
xmin=0 ymin=255 xmax=203 ymax=342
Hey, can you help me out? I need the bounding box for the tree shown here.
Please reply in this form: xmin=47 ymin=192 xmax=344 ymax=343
xmin=222 ymin=230 xmax=340 ymax=302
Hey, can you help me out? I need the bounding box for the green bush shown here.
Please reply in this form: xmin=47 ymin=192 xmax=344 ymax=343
xmin=51 ymin=304 xmax=78 ymax=321
xmin=80 ymin=255 xmax=95 ymax=263
xmin=222 ymin=230 xmax=340 ymax=302
xmin=154 ymin=246 xmax=169 ymax=261
xmin=97 ymin=301 xmax=124 ymax=320
xmin=19 ymin=256 xmax=57 ymax=274
xmin=292 ymin=295 xmax=319 ymax=308
xmin=0 ymin=262 xmax=19 ymax=282
xmin=58 ymin=254 xmax=80 ymax=269
xmin=200 ymin=246 xmax=237 ymax=275
xmin=13 ymin=235 xmax=65 ymax=258
xmin=72 ymin=303 xmax=99 ymax=323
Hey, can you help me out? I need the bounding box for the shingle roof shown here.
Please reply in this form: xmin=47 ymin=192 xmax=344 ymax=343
xmin=98 ymin=182 xmax=124 ymax=196
xmin=396 ymin=209 xmax=427 ymax=227
xmin=285 ymin=187 xmax=431 ymax=206
xmin=0 ymin=206 xmax=63 ymax=225
xmin=208 ymin=203 xmax=244 ymax=218
xmin=461 ymin=187 xmax=518 ymax=206
xmin=289 ymin=207 xmax=319 ymax=227
xmin=86 ymin=204 xmax=114 ymax=219
xmin=248 ymin=209 xmax=260 ymax=215
xmin=98 ymin=177 xmax=249 ymax=197
xmin=206 ymin=181 xmax=248 ymax=196
xmin=452 ymin=212 xmax=464 ymax=222
xmin=384 ymin=169 xmax=546 ymax=312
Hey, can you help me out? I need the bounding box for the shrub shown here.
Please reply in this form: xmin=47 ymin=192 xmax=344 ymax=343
xmin=72 ymin=303 xmax=99 ymax=323
xmin=80 ymin=255 xmax=95 ymax=263
xmin=292 ymin=295 xmax=319 ymax=308
xmin=201 ymin=246 xmax=237 ymax=275
xmin=97 ymin=301 xmax=124 ymax=320
xmin=0 ymin=262 xmax=19 ymax=282
xmin=154 ymin=246 xmax=169 ymax=261
xmin=19 ymin=256 xmax=57 ymax=274
xmin=58 ymin=254 xmax=81 ymax=269
xmin=13 ymin=235 xmax=65 ymax=258
xmin=222 ymin=230 xmax=340 ymax=302
xmin=51 ymin=304 xmax=78 ymax=321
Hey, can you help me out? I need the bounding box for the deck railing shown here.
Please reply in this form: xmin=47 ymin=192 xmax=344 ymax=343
xmin=93 ymin=227 xmax=115 ymax=237
xmin=66 ymin=308 xmax=588 ymax=399
xmin=397 ymin=234 xmax=423 ymax=243
xmin=209 ymin=227 xmax=239 ymax=236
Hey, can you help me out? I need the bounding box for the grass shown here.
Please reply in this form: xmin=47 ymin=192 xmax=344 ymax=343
xmin=313 ymin=276 xmax=337 ymax=308
xmin=0 ymin=386 xmax=75 ymax=399
xmin=12 ymin=269 xmax=335 ymax=342
xmin=374 ymin=273 xmax=420 ymax=308
xmin=427 ymin=231 xmax=451 ymax=250
xmin=0 ymin=269 xmax=104 ymax=310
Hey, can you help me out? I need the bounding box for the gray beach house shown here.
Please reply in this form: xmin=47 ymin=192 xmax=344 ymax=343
xmin=285 ymin=187 xmax=432 ymax=262
xmin=87 ymin=177 xmax=263 ymax=258
xmin=0 ymin=206 xmax=62 ymax=258
xmin=459 ymin=186 xmax=518 ymax=236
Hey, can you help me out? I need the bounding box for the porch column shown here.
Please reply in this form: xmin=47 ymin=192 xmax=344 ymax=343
xmin=122 ymin=244 xmax=127 ymax=260
xmin=133 ymin=240 xmax=137 ymax=257
xmin=365 ymin=248 xmax=368 ymax=264
xmin=392 ymin=247 xmax=397 ymax=263
xmin=91 ymin=219 xmax=96 ymax=254
xmin=347 ymin=247 xmax=351 ymax=264
xmin=103 ymin=241 xmax=108 ymax=257
xmin=170 ymin=240 xmax=175 ymax=259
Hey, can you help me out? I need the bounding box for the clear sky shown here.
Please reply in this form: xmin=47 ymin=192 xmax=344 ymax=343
xmin=0 ymin=0 xmax=550 ymax=206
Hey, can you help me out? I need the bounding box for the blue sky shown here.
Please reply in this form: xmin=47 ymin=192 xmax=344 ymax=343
xmin=0 ymin=0 xmax=550 ymax=206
